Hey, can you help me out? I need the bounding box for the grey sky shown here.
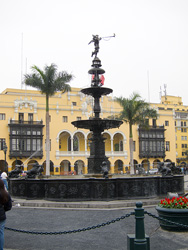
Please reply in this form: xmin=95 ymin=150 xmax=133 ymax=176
xmin=1 ymin=0 xmax=188 ymax=104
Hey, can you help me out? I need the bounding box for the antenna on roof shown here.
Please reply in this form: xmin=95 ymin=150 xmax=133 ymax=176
xmin=21 ymin=33 xmax=24 ymax=89
xmin=164 ymin=84 xmax=167 ymax=100
xmin=159 ymin=86 xmax=162 ymax=100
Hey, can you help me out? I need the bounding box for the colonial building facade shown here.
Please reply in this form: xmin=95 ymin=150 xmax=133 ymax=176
xmin=0 ymin=88 xmax=179 ymax=175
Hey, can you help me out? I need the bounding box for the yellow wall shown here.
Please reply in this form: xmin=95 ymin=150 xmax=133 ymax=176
xmin=0 ymin=88 xmax=181 ymax=175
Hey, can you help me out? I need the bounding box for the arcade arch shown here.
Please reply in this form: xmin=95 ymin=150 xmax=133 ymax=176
xmin=114 ymin=159 xmax=123 ymax=174
xmin=27 ymin=160 xmax=38 ymax=170
xmin=60 ymin=160 xmax=71 ymax=175
xmin=153 ymin=159 xmax=160 ymax=168
xmin=141 ymin=159 xmax=149 ymax=171
xmin=113 ymin=133 xmax=124 ymax=151
xmin=74 ymin=160 xmax=85 ymax=175
xmin=12 ymin=160 xmax=23 ymax=170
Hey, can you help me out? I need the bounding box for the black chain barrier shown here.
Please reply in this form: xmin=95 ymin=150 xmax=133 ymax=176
xmin=145 ymin=211 xmax=188 ymax=229
xmin=5 ymin=211 xmax=135 ymax=235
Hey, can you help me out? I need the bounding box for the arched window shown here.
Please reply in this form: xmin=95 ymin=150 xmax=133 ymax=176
xmin=73 ymin=135 xmax=79 ymax=151
xmin=119 ymin=140 xmax=123 ymax=151
xmin=68 ymin=135 xmax=79 ymax=151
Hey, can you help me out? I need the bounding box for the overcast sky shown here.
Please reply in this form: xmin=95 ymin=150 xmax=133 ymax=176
xmin=1 ymin=0 xmax=188 ymax=104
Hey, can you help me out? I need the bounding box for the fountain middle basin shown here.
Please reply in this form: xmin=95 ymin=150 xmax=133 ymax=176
xmin=9 ymin=175 xmax=184 ymax=201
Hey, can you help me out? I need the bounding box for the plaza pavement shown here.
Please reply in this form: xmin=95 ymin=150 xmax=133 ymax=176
xmin=4 ymin=175 xmax=188 ymax=250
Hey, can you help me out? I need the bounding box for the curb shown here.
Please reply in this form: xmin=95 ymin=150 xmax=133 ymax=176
xmin=12 ymin=198 xmax=161 ymax=210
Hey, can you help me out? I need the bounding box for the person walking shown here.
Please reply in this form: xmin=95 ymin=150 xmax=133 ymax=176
xmin=0 ymin=179 xmax=12 ymax=250
xmin=0 ymin=173 xmax=8 ymax=192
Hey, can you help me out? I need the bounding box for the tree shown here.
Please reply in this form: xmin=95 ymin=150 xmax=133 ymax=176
xmin=24 ymin=64 xmax=73 ymax=175
xmin=115 ymin=93 xmax=157 ymax=174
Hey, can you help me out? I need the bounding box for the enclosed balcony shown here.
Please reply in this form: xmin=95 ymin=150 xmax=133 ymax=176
xmin=8 ymin=119 xmax=44 ymax=159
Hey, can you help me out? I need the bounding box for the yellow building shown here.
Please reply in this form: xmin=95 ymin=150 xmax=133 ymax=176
xmin=156 ymin=95 xmax=188 ymax=167
xmin=0 ymin=88 xmax=177 ymax=175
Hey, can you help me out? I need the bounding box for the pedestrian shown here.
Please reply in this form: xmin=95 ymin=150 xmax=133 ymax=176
xmin=0 ymin=179 xmax=12 ymax=250
xmin=184 ymin=167 xmax=187 ymax=175
xmin=0 ymin=173 xmax=8 ymax=192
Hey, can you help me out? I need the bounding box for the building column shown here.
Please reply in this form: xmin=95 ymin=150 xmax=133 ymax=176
xmin=85 ymin=138 xmax=87 ymax=153
xmin=71 ymin=137 xmax=74 ymax=158
xmin=110 ymin=164 xmax=114 ymax=174
xmin=70 ymin=164 xmax=74 ymax=174
xmin=123 ymin=164 xmax=126 ymax=174
xmin=111 ymin=139 xmax=114 ymax=155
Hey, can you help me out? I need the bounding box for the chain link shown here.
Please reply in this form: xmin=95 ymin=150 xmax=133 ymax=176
xmin=5 ymin=211 xmax=135 ymax=235
xmin=145 ymin=211 xmax=188 ymax=229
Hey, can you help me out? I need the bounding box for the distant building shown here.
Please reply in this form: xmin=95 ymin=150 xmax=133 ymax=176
xmin=0 ymin=88 xmax=178 ymax=175
xmin=156 ymin=95 xmax=188 ymax=167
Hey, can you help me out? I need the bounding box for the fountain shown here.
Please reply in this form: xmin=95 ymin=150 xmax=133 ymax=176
xmin=72 ymin=35 xmax=123 ymax=176
xmin=9 ymin=35 xmax=184 ymax=201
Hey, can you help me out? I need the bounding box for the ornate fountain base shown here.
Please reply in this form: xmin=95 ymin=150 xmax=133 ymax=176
xmin=9 ymin=175 xmax=184 ymax=201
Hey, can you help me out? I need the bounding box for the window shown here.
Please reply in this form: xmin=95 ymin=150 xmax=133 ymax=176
xmin=153 ymin=141 xmax=156 ymax=151
xmin=182 ymin=128 xmax=187 ymax=132
xmin=28 ymin=113 xmax=33 ymax=123
xmin=63 ymin=116 xmax=68 ymax=123
xmin=166 ymin=141 xmax=170 ymax=151
xmin=0 ymin=139 xmax=5 ymax=150
xmin=182 ymin=144 xmax=187 ymax=148
xmin=77 ymin=117 xmax=81 ymax=121
xmin=165 ymin=121 xmax=169 ymax=126
xmin=175 ymin=121 xmax=176 ymax=126
xmin=19 ymin=113 xmax=24 ymax=123
xmin=182 ymin=136 xmax=187 ymax=140
xmin=152 ymin=119 xmax=156 ymax=127
xmin=181 ymin=121 xmax=184 ymax=127
xmin=184 ymin=121 xmax=187 ymax=126
xmin=0 ymin=114 xmax=5 ymax=120
xmin=72 ymin=102 xmax=77 ymax=106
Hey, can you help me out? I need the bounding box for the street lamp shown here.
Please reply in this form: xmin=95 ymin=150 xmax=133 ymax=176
xmin=3 ymin=142 xmax=7 ymax=172
xmin=162 ymin=143 xmax=166 ymax=162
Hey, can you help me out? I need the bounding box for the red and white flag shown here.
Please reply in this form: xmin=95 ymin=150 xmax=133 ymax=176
xmin=100 ymin=75 xmax=105 ymax=85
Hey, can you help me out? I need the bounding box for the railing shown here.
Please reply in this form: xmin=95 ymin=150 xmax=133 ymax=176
xmin=9 ymin=120 xmax=43 ymax=125
xmin=56 ymin=150 xmax=127 ymax=158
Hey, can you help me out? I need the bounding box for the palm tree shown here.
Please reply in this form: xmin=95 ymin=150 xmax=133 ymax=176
xmin=24 ymin=64 xmax=73 ymax=175
xmin=116 ymin=93 xmax=157 ymax=174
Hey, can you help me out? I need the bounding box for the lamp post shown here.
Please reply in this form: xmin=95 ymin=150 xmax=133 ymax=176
xmin=3 ymin=142 xmax=7 ymax=172
xmin=162 ymin=143 xmax=166 ymax=163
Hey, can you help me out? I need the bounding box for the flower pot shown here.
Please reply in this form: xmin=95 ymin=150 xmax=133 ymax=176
xmin=156 ymin=206 xmax=188 ymax=231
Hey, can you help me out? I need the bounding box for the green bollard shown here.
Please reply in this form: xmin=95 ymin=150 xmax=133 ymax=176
xmin=134 ymin=201 xmax=148 ymax=250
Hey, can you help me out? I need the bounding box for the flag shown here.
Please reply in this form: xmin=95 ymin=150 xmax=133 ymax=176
xmin=100 ymin=75 xmax=105 ymax=85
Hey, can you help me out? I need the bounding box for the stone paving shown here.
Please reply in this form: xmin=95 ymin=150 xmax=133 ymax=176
xmin=4 ymin=206 xmax=188 ymax=250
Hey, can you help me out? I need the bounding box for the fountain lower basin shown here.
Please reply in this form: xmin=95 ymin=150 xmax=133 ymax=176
xmin=9 ymin=175 xmax=184 ymax=201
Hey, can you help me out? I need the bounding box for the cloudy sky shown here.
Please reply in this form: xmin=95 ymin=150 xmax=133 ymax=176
xmin=1 ymin=0 xmax=188 ymax=104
